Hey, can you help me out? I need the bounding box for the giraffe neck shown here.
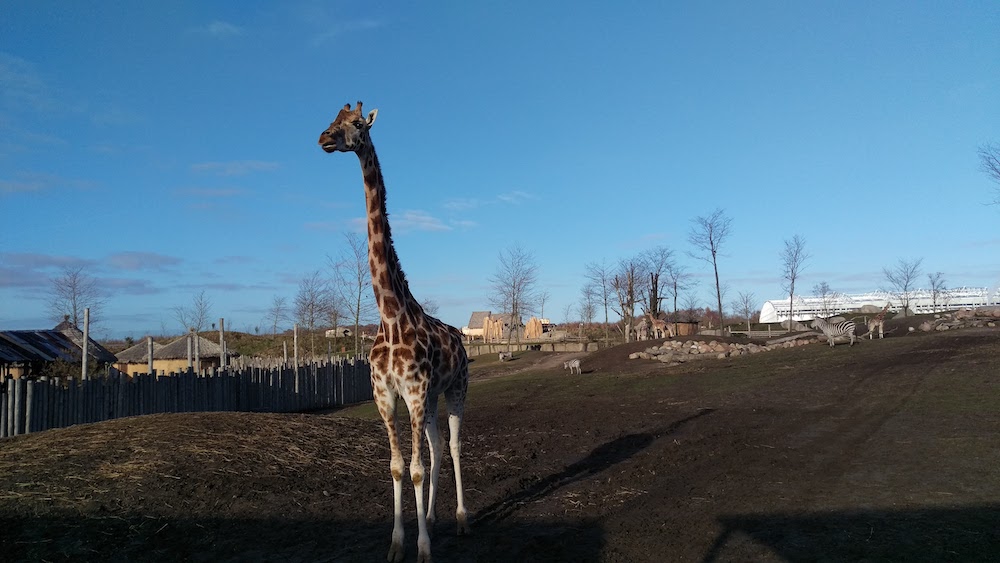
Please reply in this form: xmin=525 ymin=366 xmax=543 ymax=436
xmin=357 ymin=145 xmax=418 ymax=325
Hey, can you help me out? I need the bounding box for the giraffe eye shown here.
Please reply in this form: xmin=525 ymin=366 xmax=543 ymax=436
xmin=354 ymin=121 xmax=363 ymax=129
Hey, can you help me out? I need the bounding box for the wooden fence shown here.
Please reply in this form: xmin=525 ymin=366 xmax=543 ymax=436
xmin=1 ymin=359 xmax=372 ymax=438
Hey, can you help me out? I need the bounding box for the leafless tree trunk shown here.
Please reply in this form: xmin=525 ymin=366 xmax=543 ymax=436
xmin=488 ymin=244 xmax=540 ymax=351
xmin=780 ymin=235 xmax=810 ymax=327
xmin=266 ymin=295 xmax=290 ymax=336
xmin=331 ymin=232 xmax=376 ymax=356
xmin=979 ymin=142 xmax=1000 ymax=205
xmin=883 ymin=258 xmax=923 ymax=316
xmin=927 ymin=271 xmax=946 ymax=313
xmin=664 ymin=260 xmax=693 ymax=323
xmin=295 ymin=270 xmax=336 ymax=359
xmin=584 ymin=260 xmax=614 ymax=344
xmin=537 ymin=290 xmax=550 ymax=320
xmin=642 ymin=246 xmax=675 ymax=317
xmin=688 ymin=208 xmax=732 ymax=329
xmin=611 ymin=258 xmax=642 ymax=342
xmin=579 ymin=284 xmax=597 ymax=326
xmin=731 ymin=291 xmax=758 ymax=332
xmin=173 ymin=290 xmax=212 ymax=334
xmin=48 ymin=266 xmax=106 ymax=329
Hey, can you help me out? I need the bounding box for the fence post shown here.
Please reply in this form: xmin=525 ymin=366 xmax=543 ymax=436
xmin=13 ymin=378 xmax=25 ymax=435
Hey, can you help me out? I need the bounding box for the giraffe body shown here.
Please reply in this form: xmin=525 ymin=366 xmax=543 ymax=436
xmin=868 ymin=303 xmax=891 ymax=339
xmin=646 ymin=312 xmax=675 ymax=339
xmin=319 ymin=102 xmax=470 ymax=563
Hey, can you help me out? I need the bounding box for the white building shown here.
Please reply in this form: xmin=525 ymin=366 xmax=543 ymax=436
xmin=759 ymin=287 xmax=999 ymax=323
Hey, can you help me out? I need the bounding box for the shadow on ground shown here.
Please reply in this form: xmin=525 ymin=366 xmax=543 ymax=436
xmin=705 ymin=504 xmax=1000 ymax=562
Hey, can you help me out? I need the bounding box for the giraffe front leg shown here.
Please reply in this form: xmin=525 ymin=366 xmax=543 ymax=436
xmin=376 ymin=394 xmax=406 ymax=563
xmin=448 ymin=410 xmax=471 ymax=535
xmin=408 ymin=404 xmax=432 ymax=563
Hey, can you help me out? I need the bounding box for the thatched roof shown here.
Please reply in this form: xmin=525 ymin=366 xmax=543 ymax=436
xmin=467 ymin=311 xmax=491 ymax=328
xmin=0 ymin=320 xmax=117 ymax=365
xmin=115 ymin=335 xmax=235 ymax=363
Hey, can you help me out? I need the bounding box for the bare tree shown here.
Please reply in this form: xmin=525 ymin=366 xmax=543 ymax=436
xmin=611 ymin=257 xmax=642 ymax=341
xmin=663 ymin=260 xmax=694 ymax=323
xmin=47 ymin=265 xmax=106 ymax=328
xmin=688 ymin=208 xmax=732 ymax=328
xmin=295 ymin=270 xmax=336 ymax=358
xmin=332 ymin=232 xmax=377 ymax=355
xmin=731 ymin=291 xmax=758 ymax=332
xmin=979 ymin=142 xmax=1000 ymax=205
xmin=421 ymin=298 xmax=440 ymax=317
xmin=927 ymin=271 xmax=946 ymax=313
xmin=579 ymin=284 xmax=597 ymax=326
xmin=812 ymin=281 xmax=839 ymax=317
xmin=642 ymin=246 xmax=675 ymax=318
xmin=537 ymin=290 xmax=550 ymax=320
xmin=173 ymin=290 xmax=212 ymax=334
xmin=562 ymin=302 xmax=576 ymax=325
xmin=681 ymin=293 xmax=701 ymax=322
xmin=584 ymin=259 xmax=614 ymax=344
xmin=266 ymin=295 xmax=290 ymax=336
xmin=779 ymin=235 xmax=810 ymax=327
xmin=488 ymin=244 xmax=540 ymax=347
xmin=883 ymin=258 xmax=923 ymax=316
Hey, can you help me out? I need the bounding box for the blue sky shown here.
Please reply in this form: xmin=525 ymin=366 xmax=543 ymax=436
xmin=2 ymin=1 xmax=999 ymax=339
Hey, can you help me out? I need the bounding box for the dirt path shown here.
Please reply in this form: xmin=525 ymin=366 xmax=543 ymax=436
xmin=2 ymin=329 xmax=1000 ymax=562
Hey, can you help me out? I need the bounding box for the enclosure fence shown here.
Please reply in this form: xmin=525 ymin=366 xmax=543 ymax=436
xmin=1 ymin=359 xmax=373 ymax=438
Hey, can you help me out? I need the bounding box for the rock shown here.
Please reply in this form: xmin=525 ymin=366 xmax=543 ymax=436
xmin=919 ymin=322 xmax=933 ymax=332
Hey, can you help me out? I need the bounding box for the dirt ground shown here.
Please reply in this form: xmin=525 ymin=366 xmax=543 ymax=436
xmin=2 ymin=321 xmax=1000 ymax=562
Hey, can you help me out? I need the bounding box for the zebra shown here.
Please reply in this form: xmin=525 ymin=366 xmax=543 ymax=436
xmin=498 ymin=351 xmax=513 ymax=362
xmin=811 ymin=316 xmax=857 ymax=347
xmin=563 ymin=359 xmax=581 ymax=375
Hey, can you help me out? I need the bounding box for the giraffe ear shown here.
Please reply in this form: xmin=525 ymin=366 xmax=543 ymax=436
xmin=366 ymin=109 xmax=378 ymax=127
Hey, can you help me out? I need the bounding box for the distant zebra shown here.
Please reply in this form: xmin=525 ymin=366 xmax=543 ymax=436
xmin=811 ymin=316 xmax=857 ymax=347
xmin=563 ymin=359 xmax=581 ymax=375
xmin=499 ymin=351 xmax=513 ymax=362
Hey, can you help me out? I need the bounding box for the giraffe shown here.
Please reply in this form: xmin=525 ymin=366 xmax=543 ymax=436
xmin=868 ymin=302 xmax=891 ymax=339
xmin=319 ymin=102 xmax=470 ymax=563
xmin=646 ymin=311 xmax=675 ymax=339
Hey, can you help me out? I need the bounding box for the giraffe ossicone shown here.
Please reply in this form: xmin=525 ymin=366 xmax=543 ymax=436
xmin=319 ymin=101 xmax=471 ymax=563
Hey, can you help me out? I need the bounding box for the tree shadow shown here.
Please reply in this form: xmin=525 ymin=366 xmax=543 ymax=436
xmin=475 ymin=408 xmax=715 ymax=526
xmin=704 ymin=504 xmax=1000 ymax=562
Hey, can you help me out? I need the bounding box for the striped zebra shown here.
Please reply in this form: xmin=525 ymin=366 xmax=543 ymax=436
xmin=811 ymin=316 xmax=857 ymax=347
xmin=563 ymin=359 xmax=581 ymax=374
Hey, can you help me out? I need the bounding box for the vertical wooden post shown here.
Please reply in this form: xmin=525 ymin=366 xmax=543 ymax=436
xmin=293 ymin=324 xmax=299 ymax=369
xmin=82 ymin=307 xmax=90 ymax=381
xmin=283 ymin=340 xmax=288 ymax=364
xmin=147 ymin=336 xmax=154 ymax=377
xmin=195 ymin=333 xmax=201 ymax=375
xmin=187 ymin=329 xmax=194 ymax=371
xmin=219 ymin=318 xmax=226 ymax=371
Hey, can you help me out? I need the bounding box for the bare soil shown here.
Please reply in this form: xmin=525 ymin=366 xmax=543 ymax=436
xmin=2 ymin=323 xmax=1000 ymax=562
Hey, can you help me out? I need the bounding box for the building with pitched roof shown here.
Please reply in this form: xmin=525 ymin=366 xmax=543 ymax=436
xmin=0 ymin=318 xmax=117 ymax=379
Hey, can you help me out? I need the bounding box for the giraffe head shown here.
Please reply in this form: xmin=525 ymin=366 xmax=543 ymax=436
xmin=318 ymin=101 xmax=378 ymax=153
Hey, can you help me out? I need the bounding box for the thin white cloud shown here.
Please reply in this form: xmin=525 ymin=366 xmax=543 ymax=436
xmin=395 ymin=210 xmax=451 ymax=233
xmin=496 ymin=190 xmax=535 ymax=204
xmin=106 ymin=251 xmax=182 ymax=272
xmin=0 ymin=52 xmax=54 ymax=112
xmin=311 ymin=19 xmax=382 ymax=46
xmin=192 ymin=160 xmax=279 ymax=176
xmin=191 ymin=21 xmax=245 ymax=37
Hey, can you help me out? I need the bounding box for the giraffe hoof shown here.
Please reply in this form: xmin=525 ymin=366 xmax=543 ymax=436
xmin=456 ymin=512 xmax=471 ymax=535
xmin=387 ymin=541 xmax=404 ymax=563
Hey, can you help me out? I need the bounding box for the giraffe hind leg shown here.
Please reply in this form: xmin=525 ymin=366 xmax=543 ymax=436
xmin=445 ymin=383 xmax=470 ymax=535
xmin=424 ymin=395 xmax=444 ymax=531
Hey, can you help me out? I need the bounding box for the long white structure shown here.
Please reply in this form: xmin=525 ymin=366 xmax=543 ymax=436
xmin=759 ymin=287 xmax=999 ymax=323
